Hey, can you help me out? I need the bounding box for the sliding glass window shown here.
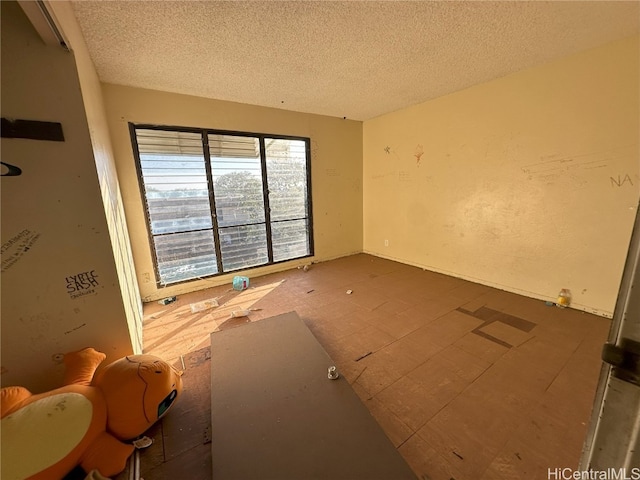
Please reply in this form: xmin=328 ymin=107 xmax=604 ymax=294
xmin=131 ymin=125 xmax=313 ymax=286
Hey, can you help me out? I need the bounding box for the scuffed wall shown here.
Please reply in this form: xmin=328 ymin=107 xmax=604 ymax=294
xmin=363 ymin=36 xmax=640 ymax=317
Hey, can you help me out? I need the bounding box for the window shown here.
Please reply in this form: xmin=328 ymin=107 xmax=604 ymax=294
xmin=130 ymin=125 xmax=313 ymax=286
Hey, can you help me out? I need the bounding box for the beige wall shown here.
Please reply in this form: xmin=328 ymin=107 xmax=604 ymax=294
xmin=102 ymin=84 xmax=363 ymax=301
xmin=1 ymin=2 xmax=137 ymax=391
xmin=363 ymin=36 xmax=640 ymax=318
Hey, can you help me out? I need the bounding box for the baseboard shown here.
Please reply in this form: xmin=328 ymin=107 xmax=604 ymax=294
xmin=363 ymin=249 xmax=614 ymax=319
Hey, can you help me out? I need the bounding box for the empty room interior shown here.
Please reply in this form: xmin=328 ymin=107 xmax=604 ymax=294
xmin=1 ymin=1 xmax=639 ymax=480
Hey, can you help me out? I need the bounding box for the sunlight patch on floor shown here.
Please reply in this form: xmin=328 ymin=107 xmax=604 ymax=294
xmin=143 ymin=280 xmax=286 ymax=364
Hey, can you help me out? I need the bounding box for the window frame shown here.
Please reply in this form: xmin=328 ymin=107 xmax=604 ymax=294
xmin=129 ymin=122 xmax=314 ymax=287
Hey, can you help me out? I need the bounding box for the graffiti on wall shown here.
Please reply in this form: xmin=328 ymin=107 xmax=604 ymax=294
xmin=66 ymin=270 xmax=100 ymax=299
xmin=413 ymin=144 xmax=424 ymax=166
xmin=1 ymin=229 xmax=41 ymax=272
xmin=610 ymin=174 xmax=639 ymax=188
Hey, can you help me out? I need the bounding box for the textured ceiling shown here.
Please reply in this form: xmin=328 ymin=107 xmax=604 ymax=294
xmin=70 ymin=1 xmax=639 ymax=121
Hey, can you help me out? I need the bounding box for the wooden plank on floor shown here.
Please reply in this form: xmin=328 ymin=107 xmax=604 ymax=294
xmin=210 ymin=311 xmax=417 ymax=480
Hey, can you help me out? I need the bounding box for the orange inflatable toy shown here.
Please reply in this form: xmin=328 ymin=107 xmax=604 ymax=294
xmin=1 ymin=347 xmax=183 ymax=479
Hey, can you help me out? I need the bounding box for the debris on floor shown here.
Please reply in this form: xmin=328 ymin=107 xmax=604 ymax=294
xmin=355 ymin=351 xmax=372 ymax=362
xmin=230 ymin=309 xmax=255 ymax=318
xmin=189 ymin=298 xmax=219 ymax=313
xmin=133 ymin=436 xmax=153 ymax=449
xmin=327 ymin=366 xmax=340 ymax=380
xmin=556 ymin=288 xmax=572 ymax=308
xmin=232 ymin=275 xmax=250 ymax=291
xmin=158 ymin=296 xmax=176 ymax=305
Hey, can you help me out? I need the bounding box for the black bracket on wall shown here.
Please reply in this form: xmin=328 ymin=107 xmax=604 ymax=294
xmin=1 ymin=118 xmax=64 ymax=142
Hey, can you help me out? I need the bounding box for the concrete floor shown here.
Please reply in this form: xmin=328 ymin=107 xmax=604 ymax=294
xmin=141 ymin=253 xmax=610 ymax=480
